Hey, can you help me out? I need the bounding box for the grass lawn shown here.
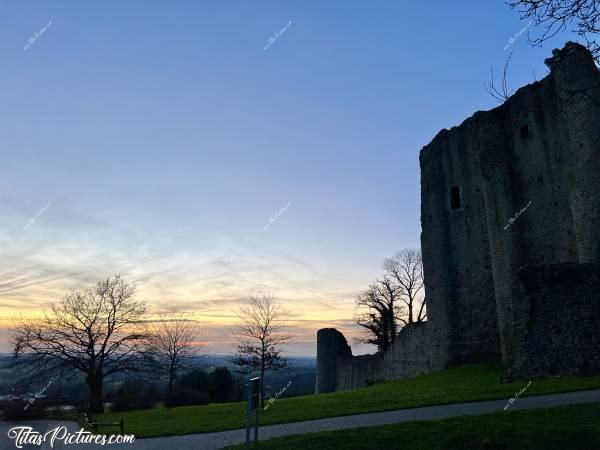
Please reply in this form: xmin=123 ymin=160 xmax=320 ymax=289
xmin=227 ymin=402 xmax=600 ymax=450
xmin=97 ymin=363 xmax=600 ymax=438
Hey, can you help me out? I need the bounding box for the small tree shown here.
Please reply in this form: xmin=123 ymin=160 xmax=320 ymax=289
xmin=146 ymin=309 xmax=202 ymax=395
xmin=11 ymin=275 xmax=148 ymax=413
xmin=231 ymin=291 xmax=291 ymax=407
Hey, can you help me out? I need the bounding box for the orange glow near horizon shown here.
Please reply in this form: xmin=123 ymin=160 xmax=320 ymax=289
xmin=0 ymin=274 xmax=374 ymax=357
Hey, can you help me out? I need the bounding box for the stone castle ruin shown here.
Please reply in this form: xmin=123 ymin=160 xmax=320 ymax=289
xmin=316 ymin=42 xmax=600 ymax=393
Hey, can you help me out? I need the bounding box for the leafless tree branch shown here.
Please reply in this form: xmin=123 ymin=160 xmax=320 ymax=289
xmin=485 ymin=51 xmax=515 ymax=103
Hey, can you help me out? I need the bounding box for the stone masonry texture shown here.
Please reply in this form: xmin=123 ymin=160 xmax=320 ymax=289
xmin=316 ymin=42 xmax=600 ymax=393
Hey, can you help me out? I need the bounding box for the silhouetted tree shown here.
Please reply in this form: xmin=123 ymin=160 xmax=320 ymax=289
xmin=11 ymin=275 xmax=148 ymax=413
xmin=384 ymin=248 xmax=427 ymax=324
xmin=231 ymin=291 xmax=291 ymax=407
xmin=355 ymin=280 xmax=403 ymax=353
xmin=146 ymin=309 xmax=202 ymax=395
xmin=355 ymin=248 xmax=426 ymax=353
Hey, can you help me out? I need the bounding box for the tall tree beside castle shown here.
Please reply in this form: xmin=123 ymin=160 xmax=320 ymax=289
xmin=384 ymin=249 xmax=426 ymax=324
xmin=231 ymin=291 xmax=291 ymax=406
xmin=355 ymin=248 xmax=426 ymax=353
xmin=11 ymin=275 xmax=149 ymax=413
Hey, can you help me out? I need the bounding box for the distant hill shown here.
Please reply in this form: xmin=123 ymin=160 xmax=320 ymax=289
xmin=0 ymin=353 xmax=316 ymax=399
xmin=198 ymin=355 xmax=315 ymax=368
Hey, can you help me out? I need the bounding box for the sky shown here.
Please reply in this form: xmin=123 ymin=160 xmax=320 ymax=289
xmin=0 ymin=1 xmax=582 ymax=356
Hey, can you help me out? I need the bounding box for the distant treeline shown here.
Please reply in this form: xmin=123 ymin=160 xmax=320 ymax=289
xmin=0 ymin=355 xmax=316 ymax=418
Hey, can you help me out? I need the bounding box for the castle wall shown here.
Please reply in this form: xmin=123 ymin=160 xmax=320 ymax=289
xmin=383 ymin=322 xmax=430 ymax=380
xmin=512 ymin=263 xmax=600 ymax=375
xmin=548 ymin=45 xmax=600 ymax=264
xmin=315 ymin=328 xmax=352 ymax=394
xmin=316 ymin=42 xmax=600 ymax=394
xmin=420 ymin=42 xmax=600 ymax=372
xmin=316 ymin=323 xmax=430 ymax=392
xmin=335 ymin=354 xmax=384 ymax=391
xmin=420 ymin=98 xmax=501 ymax=370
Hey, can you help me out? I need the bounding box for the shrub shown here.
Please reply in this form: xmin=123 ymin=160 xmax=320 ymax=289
xmin=111 ymin=379 xmax=160 ymax=412
xmin=211 ymin=367 xmax=236 ymax=403
xmin=164 ymin=385 xmax=209 ymax=408
xmin=178 ymin=368 xmax=211 ymax=391
xmin=164 ymin=367 xmax=241 ymax=407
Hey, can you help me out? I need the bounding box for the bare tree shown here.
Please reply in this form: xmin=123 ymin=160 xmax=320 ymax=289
xmin=384 ymin=248 xmax=427 ymax=324
xmin=146 ymin=309 xmax=202 ymax=395
xmin=231 ymin=291 xmax=291 ymax=406
xmin=355 ymin=279 xmax=404 ymax=353
xmin=485 ymin=51 xmax=515 ymax=103
xmin=507 ymin=0 xmax=600 ymax=64
xmin=11 ymin=275 xmax=148 ymax=413
xmin=355 ymin=248 xmax=426 ymax=353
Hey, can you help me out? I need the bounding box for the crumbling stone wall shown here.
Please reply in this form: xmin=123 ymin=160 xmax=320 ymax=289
xmin=315 ymin=323 xmax=430 ymax=393
xmin=315 ymin=328 xmax=352 ymax=394
xmin=316 ymin=42 xmax=600 ymax=393
xmin=336 ymin=353 xmax=384 ymax=391
xmin=383 ymin=322 xmax=430 ymax=380
xmin=420 ymin=42 xmax=600 ymax=375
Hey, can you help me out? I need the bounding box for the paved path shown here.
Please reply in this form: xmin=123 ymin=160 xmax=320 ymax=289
xmin=2 ymin=390 xmax=600 ymax=450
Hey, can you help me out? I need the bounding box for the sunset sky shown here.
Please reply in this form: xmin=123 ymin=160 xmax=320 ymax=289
xmin=0 ymin=1 xmax=579 ymax=356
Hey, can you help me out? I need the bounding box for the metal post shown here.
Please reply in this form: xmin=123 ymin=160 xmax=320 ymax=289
xmin=245 ymin=381 xmax=252 ymax=450
xmin=254 ymin=394 xmax=260 ymax=444
xmin=245 ymin=377 xmax=261 ymax=449
xmin=119 ymin=418 xmax=124 ymax=435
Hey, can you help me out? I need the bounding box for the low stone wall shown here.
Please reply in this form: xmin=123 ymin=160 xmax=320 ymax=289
xmin=316 ymin=323 xmax=431 ymax=393
xmin=384 ymin=322 xmax=431 ymax=379
xmin=336 ymin=353 xmax=384 ymax=391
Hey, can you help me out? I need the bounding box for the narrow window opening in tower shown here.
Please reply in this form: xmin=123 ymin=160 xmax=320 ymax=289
xmin=520 ymin=125 xmax=529 ymax=139
xmin=450 ymin=186 xmax=461 ymax=210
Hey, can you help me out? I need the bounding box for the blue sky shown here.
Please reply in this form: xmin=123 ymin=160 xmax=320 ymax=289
xmin=0 ymin=1 xmax=581 ymax=356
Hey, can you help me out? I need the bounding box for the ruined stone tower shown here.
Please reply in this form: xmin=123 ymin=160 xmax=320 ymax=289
xmin=420 ymin=42 xmax=600 ymax=375
xmin=316 ymin=42 xmax=600 ymax=394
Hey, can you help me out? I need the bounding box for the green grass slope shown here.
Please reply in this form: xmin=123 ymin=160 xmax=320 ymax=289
xmin=227 ymin=402 xmax=600 ymax=450
xmin=97 ymin=363 xmax=600 ymax=438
